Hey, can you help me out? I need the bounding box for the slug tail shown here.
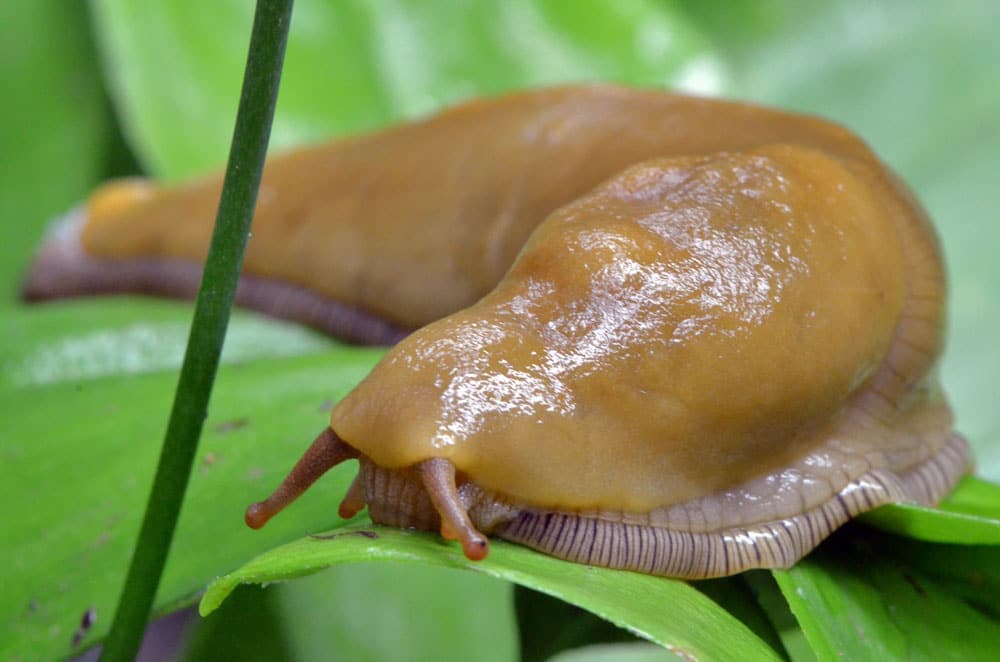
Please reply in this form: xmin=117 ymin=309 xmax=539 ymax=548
xmin=20 ymin=208 xmax=137 ymax=302
xmin=20 ymin=203 xmax=208 ymax=305
xmin=19 ymin=207 xmax=412 ymax=345
xmin=245 ymin=427 xmax=358 ymax=529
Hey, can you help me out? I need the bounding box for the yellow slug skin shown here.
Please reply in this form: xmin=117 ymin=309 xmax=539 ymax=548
xmin=64 ymin=85 xmax=963 ymax=564
xmin=79 ymin=85 xmax=886 ymax=329
xmin=330 ymin=144 xmax=911 ymax=511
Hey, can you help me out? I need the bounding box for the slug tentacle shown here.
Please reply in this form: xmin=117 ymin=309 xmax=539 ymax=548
xmin=337 ymin=471 xmax=368 ymax=520
xmin=420 ymin=458 xmax=490 ymax=561
xmin=245 ymin=427 xmax=357 ymax=529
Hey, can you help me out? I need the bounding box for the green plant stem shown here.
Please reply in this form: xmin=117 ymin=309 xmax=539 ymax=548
xmin=100 ymin=1 xmax=294 ymax=659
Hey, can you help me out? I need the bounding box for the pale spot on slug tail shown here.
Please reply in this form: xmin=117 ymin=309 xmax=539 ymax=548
xmin=50 ymin=206 xmax=87 ymax=241
xmin=9 ymin=317 xmax=331 ymax=387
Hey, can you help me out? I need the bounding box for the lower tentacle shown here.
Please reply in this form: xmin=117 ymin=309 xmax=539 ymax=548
xmin=337 ymin=471 xmax=368 ymax=519
xmin=419 ymin=458 xmax=490 ymax=561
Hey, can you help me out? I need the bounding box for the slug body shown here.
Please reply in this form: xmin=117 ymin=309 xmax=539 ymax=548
xmin=24 ymin=85 xmax=969 ymax=578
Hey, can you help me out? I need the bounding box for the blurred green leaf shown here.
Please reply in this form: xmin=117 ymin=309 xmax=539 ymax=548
xmin=694 ymin=576 xmax=789 ymax=659
xmin=200 ymin=522 xmax=781 ymax=661
xmin=0 ymin=348 xmax=381 ymax=658
xmin=772 ymin=527 xmax=1000 ymax=661
xmin=91 ymin=0 xmax=717 ymax=180
xmin=714 ymin=0 xmax=1000 ymax=480
xmin=515 ymin=585 xmax=641 ymax=662
xmin=273 ymin=563 xmax=516 ymax=662
xmin=187 ymin=564 xmax=517 ymax=662
xmin=880 ymin=536 xmax=1000 ymax=619
xmin=0 ymin=2 xmax=139 ymax=656
xmin=743 ymin=571 xmax=816 ymax=662
xmin=183 ymin=586 xmax=290 ymax=661
xmin=0 ymin=1 xmax=111 ymax=296
xmin=549 ymin=642 xmax=685 ymax=662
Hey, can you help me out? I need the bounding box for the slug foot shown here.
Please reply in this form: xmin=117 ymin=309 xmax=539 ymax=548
xmin=497 ymin=433 xmax=971 ymax=579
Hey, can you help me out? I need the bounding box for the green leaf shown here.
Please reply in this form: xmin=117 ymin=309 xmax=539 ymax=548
xmin=550 ymin=642 xmax=686 ymax=662
xmin=940 ymin=474 xmax=1000 ymax=519
xmin=515 ymin=584 xmax=642 ymax=662
xmin=273 ymin=563 xmax=516 ymax=661
xmin=715 ymin=0 xmax=1000 ymax=481
xmin=859 ymin=476 xmax=1000 ymax=545
xmin=91 ymin=0 xmax=717 ymax=180
xmin=200 ymin=522 xmax=781 ymax=661
xmin=694 ymin=576 xmax=789 ymax=659
xmin=0 ymin=348 xmax=381 ymax=658
xmin=183 ymin=585 xmax=292 ymax=661
xmin=772 ymin=527 xmax=1000 ymax=661
xmin=0 ymin=0 xmax=111 ymax=295
xmin=187 ymin=564 xmax=517 ymax=662
xmin=882 ymin=537 xmax=1000 ymax=619
xmin=742 ymin=571 xmax=815 ymax=662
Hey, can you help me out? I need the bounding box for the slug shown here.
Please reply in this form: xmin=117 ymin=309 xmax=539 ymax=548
xmin=22 ymin=85 xmax=970 ymax=578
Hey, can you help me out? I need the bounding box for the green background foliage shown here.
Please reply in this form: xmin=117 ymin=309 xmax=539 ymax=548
xmin=2 ymin=1 xmax=998 ymax=660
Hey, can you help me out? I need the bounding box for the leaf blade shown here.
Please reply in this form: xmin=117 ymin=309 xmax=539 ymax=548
xmin=201 ymin=522 xmax=781 ymax=661
xmin=859 ymin=477 xmax=1000 ymax=545
xmin=772 ymin=528 xmax=1000 ymax=661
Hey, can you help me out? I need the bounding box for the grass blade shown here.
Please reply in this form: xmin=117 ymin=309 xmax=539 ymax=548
xmin=99 ymin=1 xmax=294 ymax=659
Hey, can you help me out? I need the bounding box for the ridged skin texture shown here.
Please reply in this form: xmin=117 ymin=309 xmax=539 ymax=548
xmin=25 ymin=85 xmax=969 ymax=577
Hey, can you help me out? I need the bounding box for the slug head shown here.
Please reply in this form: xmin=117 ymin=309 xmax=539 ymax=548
xmin=245 ymin=428 xmax=489 ymax=560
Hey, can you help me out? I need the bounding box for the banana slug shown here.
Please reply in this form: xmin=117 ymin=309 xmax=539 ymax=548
xmin=23 ymin=85 xmax=970 ymax=578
